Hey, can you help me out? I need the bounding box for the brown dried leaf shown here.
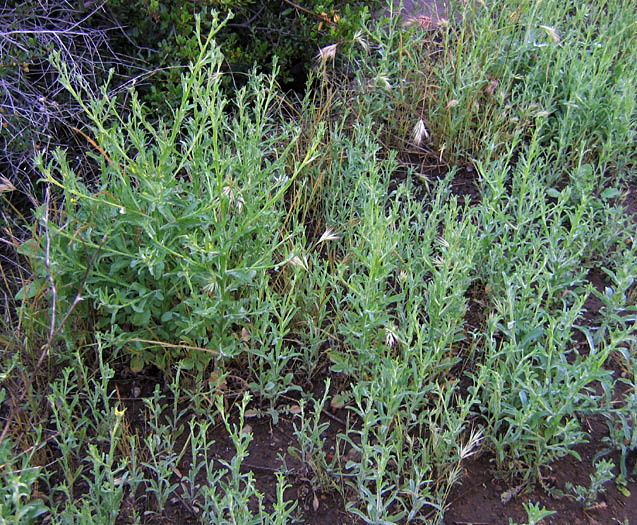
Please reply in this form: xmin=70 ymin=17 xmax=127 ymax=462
xmin=330 ymin=393 xmax=346 ymax=410
xmin=486 ymin=79 xmax=499 ymax=96
xmin=500 ymin=483 xmax=524 ymax=504
xmin=209 ymin=369 xmax=227 ymax=391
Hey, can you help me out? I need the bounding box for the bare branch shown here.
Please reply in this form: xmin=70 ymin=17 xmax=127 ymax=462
xmin=43 ymin=186 xmax=57 ymax=342
xmin=0 ymin=0 xmax=147 ymax=197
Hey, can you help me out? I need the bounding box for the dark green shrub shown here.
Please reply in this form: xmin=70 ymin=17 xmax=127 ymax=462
xmin=106 ymin=0 xmax=382 ymax=106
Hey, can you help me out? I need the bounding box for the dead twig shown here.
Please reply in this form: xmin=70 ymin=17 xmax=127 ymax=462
xmin=282 ymin=0 xmax=337 ymax=27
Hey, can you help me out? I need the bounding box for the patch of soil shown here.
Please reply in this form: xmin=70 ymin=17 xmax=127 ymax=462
xmin=393 ymin=158 xmax=482 ymax=205
xmin=577 ymin=266 xmax=610 ymax=329
xmin=448 ymin=164 xmax=482 ymax=204
xmin=445 ymin=431 xmax=637 ymax=525
xmin=464 ymin=279 xmax=489 ymax=334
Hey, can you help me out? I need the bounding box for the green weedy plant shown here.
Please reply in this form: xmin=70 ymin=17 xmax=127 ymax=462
xmin=590 ymin=245 xmax=637 ymax=487
xmin=246 ymin=281 xmax=303 ymax=418
xmin=334 ymin=0 xmax=635 ymax=176
xmin=141 ymin=385 xmax=183 ymax=513
xmin=598 ymin=382 xmax=637 ymax=489
xmin=509 ymin=501 xmax=555 ymax=525
xmin=177 ymin=393 xmax=297 ymax=523
xmin=464 ymin=125 xmax=627 ymax=483
xmin=341 ymin=370 xmax=484 ymax=524
xmin=292 ymin=255 xmax=339 ymax=379
xmin=0 ymin=391 xmax=48 ymax=524
xmin=47 ymin=343 xmax=136 ymax=522
xmin=21 ymin=15 xmax=322 ymax=372
xmin=312 ymin=119 xmax=488 ymax=521
xmin=288 ymin=379 xmax=334 ymax=492
xmin=195 ymin=393 xmax=297 ymax=523
xmin=563 ymin=459 xmax=616 ymax=510
xmin=0 ymin=354 xmax=48 ymax=524
xmin=591 ymin=254 xmax=637 ymax=349
xmin=477 ymin=292 xmax=614 ymax=482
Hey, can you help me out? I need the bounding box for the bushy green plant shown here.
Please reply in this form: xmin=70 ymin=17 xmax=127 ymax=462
xmin=21 ymin=17 xmax=322 ymax=372
xmin=469 ymin=136 xmax=619 ymax=482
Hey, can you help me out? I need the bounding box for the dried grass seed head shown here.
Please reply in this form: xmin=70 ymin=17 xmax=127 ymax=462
xmin=540 ymin=25 xmax=561 ymax=44
xmin=317 ymin=227 xmax=341 ymax=244
xmin=412 ymin=119 xmax=429 ymax=146
xmin=316 ymin=44 xmax=338 ymax=65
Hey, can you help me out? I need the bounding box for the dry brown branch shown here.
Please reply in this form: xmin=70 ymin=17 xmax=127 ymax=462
xmin=282 ymin=0 xmax=337 ymax=26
